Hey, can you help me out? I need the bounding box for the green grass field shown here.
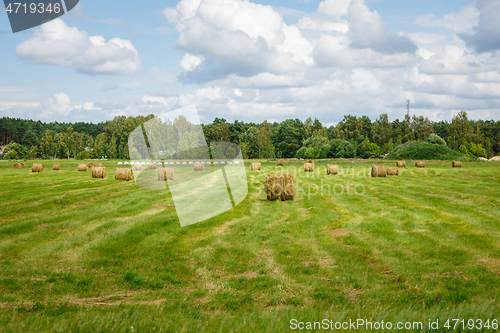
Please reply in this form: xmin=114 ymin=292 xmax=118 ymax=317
xmin=1 ymin=159 xmax=500 ymax=332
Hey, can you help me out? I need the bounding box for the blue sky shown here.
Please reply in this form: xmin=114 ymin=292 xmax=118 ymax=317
xmin=1 ymin=0 xmax=499 ymax=125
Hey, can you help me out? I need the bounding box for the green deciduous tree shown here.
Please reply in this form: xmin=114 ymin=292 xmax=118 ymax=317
xmin=358 ymin=139 xmax=371 ymax=159
xmin=371 ymin=113 xmax=393 ymax=153
xmin=40 ymin=131 xmax=55 ymax=158
xmin=272 ymin=119 xmax=302 ymax=158
xmin=258 ymin=121 xmax=275 ymax=158
xmin=411 ymin=115 xmax=434 ymax=141
xmin=428 ymin=133 xmax=447 ymax=146
xmin=448 ymin=111 xmax=473 ymax=150
xmin=370 ymin=143 xmax=380 ymax=157
xmin=239 ymin=127 xmax=259 ymax=159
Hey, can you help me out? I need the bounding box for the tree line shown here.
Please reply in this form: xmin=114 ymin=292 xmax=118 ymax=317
xmin=1 ymin=111 xmax=498 ymax=160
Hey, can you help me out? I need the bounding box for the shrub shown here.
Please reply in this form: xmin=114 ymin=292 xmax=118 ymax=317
xmin=387 ymin=141 xmax=476 ymax=161
xmin=296 ymin=136 xmax=329 ymax=159
xmin=369 ymin=143 xmax=380 ymax=157
xmin=2 ymin=142 xmax=28 ymax=160
xmin=225 ymin=147 xmax=236 ymax=159
xmin=296 ymin=147 xmax=307 ymax=159
xmin=459 ymin=141 xmax=486 ymax=158
xmin=428 ymin=133 xmax=447 ymax=146
xmin=211 ymin=145 xmax=224 ymax=159
xmin=329 ymin=139 xmax=357 ymax=158
xmin=357 ymin=139 xmax=371 ymax=159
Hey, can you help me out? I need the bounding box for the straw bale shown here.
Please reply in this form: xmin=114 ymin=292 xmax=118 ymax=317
xmin=158 ymin=167 xmax=174 ymax=181
xmin=251 ymin=163 xmax=261 ymax=171
xmin=92 ymin=167 xmax=107 ymax=179
xmin=115 ymin=168 xmax=133 ymax=181
xmin=327 ymin=164 xmax=339 ymax=175
xmin=304 ymin=163 xmax=315 ymax=172
xmin=371 ymin=165 xmax=387 ymax=177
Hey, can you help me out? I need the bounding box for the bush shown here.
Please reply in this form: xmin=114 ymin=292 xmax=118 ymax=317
xmin=225 ymin=147 xmax=236 ymax=159
xmin=211 ymin=145 xmax=224 ymax=159
xmin=319 ymin=143 xmax=330 ymax=159
xmin=337 ymin=141 xmax=357 ymax=158
xmin=369 ymin=143 xmax=380 ymax=157
xmin=459 ymin=141 xmax=486 ymax=158
xmin=428 ymin=133 xmax=447 ymax=146
xmin=357 ymin=139 xmax=371 ymax=159
xmin=296 ymin=147 xmax=307 ymax=159
xmin=296 ymin=136 xmax=329 ymax=159
xmin=387 ymin=141 xmax=476 ymax=161
xmin=329 ymin=139 xmax=357 ymax=158
xmin=2 ymin=142 xmax=28 ymax=160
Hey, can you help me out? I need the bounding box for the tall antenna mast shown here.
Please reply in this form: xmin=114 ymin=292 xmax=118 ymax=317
xmin=406 ymin=99 xmax=410 ymax=117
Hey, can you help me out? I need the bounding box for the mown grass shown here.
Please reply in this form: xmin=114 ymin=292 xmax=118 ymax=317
xmin=0 ymin=159 xmax=499 ymax=332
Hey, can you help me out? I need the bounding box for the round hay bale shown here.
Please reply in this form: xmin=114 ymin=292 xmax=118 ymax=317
xmin=327 ymin=164 xmax=339 ymax=175
xmin=265 ymin=174 xmax=283 ymax=201
xmin=371 ymin=165 xmax=387 ymax=177
xmin=304 ymin=163 xmax=315 ymax=172
xmin=149 ymin=162 xmax=157 ymax=170
xmin=115 ymin=168 xmax=133 ymax=181
xmin=193 ymin=162 xmax=205 ymax=171
xmin=264 ymin=173 xmax=295 ymax=201
xmin=78 ymin=164 xmax=88 ymax=172
xmin=396 ymin=161 xmax=406 ymax=168
xmin=277 ymin=160 xmax=284 ymax=166
xmin=52 ymin=164 xmax=61 ymax=171
xmin=415 ymin=161 xmax=426 ymax=168
xmin=387 ymin=167 xmax=399 ymax=176
xmin=158 ymin=167 xmax=174 ymax=181
xmin=452 ymin=161 xmax=462 ymax=168
xmin=282 ymin=173 xmax=295 ymax=201
xmin=31 ymin=163 xmax=45 ymax=173
xmin=251 ymin=163 xmax=261 ymax=171
xmin=134 ymin=164 xmax=143 ymax=171
xmin=87 ymin=162 xmax=104 ymax=168
xmin=92 ymin=167 xmax=107 ymax=179
xmin=14 ymin=162 xmax=27 ymax=169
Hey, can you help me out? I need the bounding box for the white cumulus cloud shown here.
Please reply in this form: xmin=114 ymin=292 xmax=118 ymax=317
xmin=180 ymin=54 xmax=205 ymax=71
xmin=16 ymin=19 xmax=140 ymax=75
xmin=415 ymin=3 xmax=479 ymax=33
xmin=165 ymin=0 xmax=314 ymax=82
